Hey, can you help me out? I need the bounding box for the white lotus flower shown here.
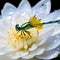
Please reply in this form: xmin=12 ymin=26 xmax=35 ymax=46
xmin=0 ymin=0 xmax=60 ymax=60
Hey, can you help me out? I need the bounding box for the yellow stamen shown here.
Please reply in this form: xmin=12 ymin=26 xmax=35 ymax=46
xmin=29 ymin=15 xmax=43 ymax=30
xmin=8 ymin=27 xmax=37 ymax=50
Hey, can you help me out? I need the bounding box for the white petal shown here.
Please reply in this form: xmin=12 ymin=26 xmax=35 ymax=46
xmin=0 ymin=33 xmax=6 ymax=45
xmin=22 ymin=57 xmax=38 ymax=60
xmin=0 ymin=55 xmax=14 ymax=60
xmin=17 ymin=0 xmax=31 ymax=20
xmin=38 ymin=29 xmax=53 ymax=46
xmin=40 ymin=33 xmax=60 ymax=51
xmin=29 ymin=44 xmax=38 ymax=51
xmin=8 ymin=52 xmax=28 ymax=59
xmin=40 ymin=10 xmax=60 ymax=40
xmin=32 ymin=0 xmax=51 ymax=18
xmin=22 ymin=48 xmax=45 ymax=59
xmin=0 ymin=19 xmax=10 ymax=33
xmin=1 ymin=3 xmax=16 ymax=18
xmin=52 ymin=28 xmax=60 ymax=36
xmin=42 ymin=9 xmax=60 ymax=22
xmin=0 ymin=46 xmax=13 ymax=55
xmin=55 ymin=45 xmax=60 ymax=54
xmin=38 ymin=23 xmax=54 ymax=37
xmin=0 ymin=20 xmax=6 ymax=33
xmin=36 ymin=50 xmax=58 ymax=59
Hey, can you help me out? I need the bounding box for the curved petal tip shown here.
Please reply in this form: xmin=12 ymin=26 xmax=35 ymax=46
xmin=1 ymin=2 xmax=16 ymax=18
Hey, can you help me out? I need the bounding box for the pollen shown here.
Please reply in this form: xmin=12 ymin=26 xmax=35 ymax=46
xmin=29 ymin=15 xmax=43 ymax=30
xmin=8 ymin=27 xmax=39 ymax=51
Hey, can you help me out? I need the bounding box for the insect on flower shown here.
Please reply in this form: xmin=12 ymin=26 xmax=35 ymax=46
xmin=0 ymin=0 xmax=60 ymax=60
xmin=15 ymin=15 xmax=60 ymax=38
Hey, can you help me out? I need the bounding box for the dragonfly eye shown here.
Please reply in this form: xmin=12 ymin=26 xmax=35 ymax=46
xmin=15 ymin=24 xmax=21 ymax=31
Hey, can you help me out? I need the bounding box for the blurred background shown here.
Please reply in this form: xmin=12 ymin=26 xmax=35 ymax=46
xmin=0 ymin=0 xmax=60 ymax=60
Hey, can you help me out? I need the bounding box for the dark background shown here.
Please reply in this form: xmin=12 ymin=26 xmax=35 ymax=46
xmin=0 ymin=0 xmax=60 ymax=60
xmin=0 ymin=0 xmax=60 ymax=13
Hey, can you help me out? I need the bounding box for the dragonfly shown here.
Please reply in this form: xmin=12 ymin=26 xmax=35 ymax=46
xmin=15 ymin=20 xmax=60 ymax=31
xmin=15 ymin=19 xmax=60 ymax=39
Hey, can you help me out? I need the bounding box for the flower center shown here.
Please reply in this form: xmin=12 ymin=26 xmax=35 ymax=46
xmin=8 ymin=27 xmax=39 ymax=51
xmin=8 ymin=16 xmax=42 ymax=51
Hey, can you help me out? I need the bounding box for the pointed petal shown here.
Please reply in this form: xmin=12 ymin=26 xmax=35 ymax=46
xmin=17 ymin=0 xmax=31 ymax=20
xmin=42 ymin=9 xmax=60 ymax=22
xmin=40 ymin=33 xmax=60 ymax=51
xmin=1 ymin=3 xmax=16 ymax=18
xmin=36 ymin=50 xmax=58 ymax=59
xmin=7 ymin=52 xmax=28 ymax=59
xmin=22 ymin=47 xmax=45 ymax=59
xmin=32 ymin=0 xmax=51 ymax=18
